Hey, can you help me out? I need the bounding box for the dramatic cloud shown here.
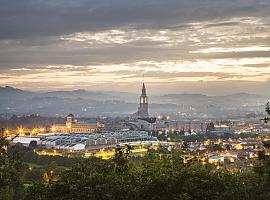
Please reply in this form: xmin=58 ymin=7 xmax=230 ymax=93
xmin=0 ymin=0 xmax=270 ymax=94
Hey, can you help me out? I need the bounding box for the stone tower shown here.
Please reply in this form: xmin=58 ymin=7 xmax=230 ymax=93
xmin=137 ymin=82 xmax=149 ymax=117
xmin=66 ymin=114 xmax=75 ymax=131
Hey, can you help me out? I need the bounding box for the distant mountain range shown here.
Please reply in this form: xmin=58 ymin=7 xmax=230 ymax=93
xmin=157 ymin=93 xmax=267 ymax=105
xmin=0 ymin=86 xmax=268 ymax=118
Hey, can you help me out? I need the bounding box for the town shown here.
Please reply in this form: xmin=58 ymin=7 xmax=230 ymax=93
xmin=1 ymin=82 xmax=270 ymax=172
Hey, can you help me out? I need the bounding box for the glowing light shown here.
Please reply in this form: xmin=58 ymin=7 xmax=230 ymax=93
xmin=32 ymin=129 xmax=38 ymax=135
xmin=39 ymin=128 xmax=45 ymax=132
xmin=204 ymin=139 xmax=210 ymax=146
xmin=234 ymin=144 xmax=243 ymax=150
xmin=4 ymin=129 xmax=9 ymax=135
xmin=18 ymin=128 xmax=24 ymax=135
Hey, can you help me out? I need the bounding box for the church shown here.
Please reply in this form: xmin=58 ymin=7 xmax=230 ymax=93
xmin=134 ymin=82 xmax=149 ymax=118
xmin=128 ymin=82 xmax=157 ymax=130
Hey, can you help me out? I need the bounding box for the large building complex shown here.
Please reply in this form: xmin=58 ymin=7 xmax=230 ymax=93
xmin=12 ymin=131 xmax=152 ymax=151
xmin=52 ymin=114 xmax=98 ymax=133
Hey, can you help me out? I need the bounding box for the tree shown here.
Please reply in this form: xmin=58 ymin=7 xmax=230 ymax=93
xmin=43 ymin=161 xmax=58 ymax=183
xmin=181 ymin=141 xmax=190 ymax=153
xmin=0 ymin=135 xmax=23 ymax=200
xmin=206 ymin=122 xmax=215 ymax=133
xmin=112 ymin=144 xmax=133 ymax=173
xmin=261 ymin=102 xmax=270 ymax=123
xmin=24 ymin=148 xmax=270 ymax=200
xmin=266 ymin=102 xmax=270 ymax=116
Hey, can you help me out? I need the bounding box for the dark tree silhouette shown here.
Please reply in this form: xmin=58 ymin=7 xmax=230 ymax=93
xmin=261 ymin=102 xmax=270 ymax=123
xmin=266 ymin=102 xmax=270 ymax=115
xmin=0 ymin=136 xmax=23 ymax=200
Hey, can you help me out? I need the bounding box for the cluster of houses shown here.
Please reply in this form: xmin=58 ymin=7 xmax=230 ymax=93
xmin=189 ymin=139 xmax=260 ymax=164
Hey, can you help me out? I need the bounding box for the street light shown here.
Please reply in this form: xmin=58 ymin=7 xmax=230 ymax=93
xmin=32 ymin=129 xmax=38 ymax=135
xmin=18 ymin=128 xmax=24 ymax=135
xmin=4 ymin=129 xmax=9 ymax=136
xmin=39 ymin=128 xmax=45 ymax=132
xmin=51 ymin=127 xmax=56 ymax=132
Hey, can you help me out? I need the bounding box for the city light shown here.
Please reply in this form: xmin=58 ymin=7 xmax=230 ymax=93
xmin=39 ymin=128 xmax=45 ymax=132
xmin=18 ymin=128 xmax=24 ymax=135
xmin=4 ymin=129 xmax=9 ymax=135
xmin=32 ymin=129 xmax=38 ymax=135
xmin=234 ymin=144 xmax=244 ymax=150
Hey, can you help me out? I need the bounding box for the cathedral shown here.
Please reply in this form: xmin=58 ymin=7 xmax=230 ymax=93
xmin=135 ymin=82 xmax=149 ymax=118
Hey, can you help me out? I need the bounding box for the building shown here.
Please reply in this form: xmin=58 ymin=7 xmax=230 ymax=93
xmin=36 ymin=130 xmax=150 ymax=151
xmin=134 ymin=82 xmax=149 ymax=118
xmin=126 ymin=119 xmax=154 ymax=131
xmin=52 ymin=114 xmax=98 ymax=134
xmin=12 ymin=136 xmax=41 ymax=147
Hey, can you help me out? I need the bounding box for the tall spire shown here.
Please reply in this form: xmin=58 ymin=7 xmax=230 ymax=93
xmin=142 ymin=81 xmax=146 ymax=96
xmin=135 ymin=72 xmax=149 ymax=118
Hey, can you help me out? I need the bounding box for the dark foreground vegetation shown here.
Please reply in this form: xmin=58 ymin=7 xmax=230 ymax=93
xmin=1 ymin=136 xmax=270 ymax=200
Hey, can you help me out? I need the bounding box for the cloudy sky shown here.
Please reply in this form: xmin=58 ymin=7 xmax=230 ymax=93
xmin=1 ymin=0 xmax=270 ymax=95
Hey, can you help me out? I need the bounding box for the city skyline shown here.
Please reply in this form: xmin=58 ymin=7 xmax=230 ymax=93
xmin=0 ymin=0 xmax=270 ymax=95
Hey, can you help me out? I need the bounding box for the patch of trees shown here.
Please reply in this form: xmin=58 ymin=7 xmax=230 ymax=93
xmin=23 ymin=148 xmax=270 ymax=200
xmin=206 ymin=122 xmax=215 ymax=133
xmin=13 ymin=144 xmax=83 ymax=168
xmin=2 ymin=137 xmax=270 ymax=199
xmin=0 ymin=136 xmax=24 ymax=199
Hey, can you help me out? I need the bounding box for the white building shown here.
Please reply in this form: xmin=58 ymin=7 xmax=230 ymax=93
xmin=12 ymin=136 xmax=40 ymax=147
xmin=36 ymin=131 xmax=150 ymax=151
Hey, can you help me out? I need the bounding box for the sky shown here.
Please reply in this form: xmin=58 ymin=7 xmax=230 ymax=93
xmin=0 ymin=0 xmax=270 ymax=95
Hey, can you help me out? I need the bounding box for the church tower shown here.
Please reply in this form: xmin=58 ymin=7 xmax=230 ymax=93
xmin=66 ymin=114 xmax=75 ymax=132
xmin=137 ymin=82 xmax=149 ymax=117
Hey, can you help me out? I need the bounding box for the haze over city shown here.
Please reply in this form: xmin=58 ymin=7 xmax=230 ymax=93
xmin=0 ymin=0 xmax=270 ymax=95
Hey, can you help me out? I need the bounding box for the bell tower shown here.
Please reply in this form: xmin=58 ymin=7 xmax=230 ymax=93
xmin=138 ymin=82 xmax=149 ymax=117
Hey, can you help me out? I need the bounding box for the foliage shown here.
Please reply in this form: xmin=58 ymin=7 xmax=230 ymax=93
xmin=23 ymin=146 xmax=270 ymax=200
xmin=0 ymin=136 xmax=24 ymax=200
xmin=13 ymin=144 xmax=83 ymax=167
xmin=2 ymin=141 xmax=270 ymax=200
xmin=206 ymin=122 xmax=215 ymax=133
xmin=265 ymin=102 xmax=270 ymax=116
